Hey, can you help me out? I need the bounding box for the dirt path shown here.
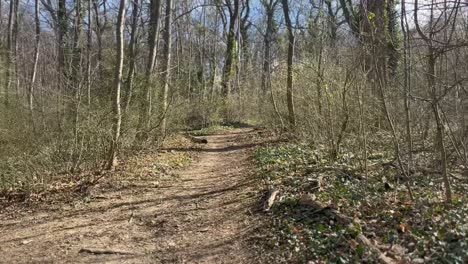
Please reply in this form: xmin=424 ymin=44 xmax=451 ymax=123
xmin=0 ymin=128 xmax=265 ymax=264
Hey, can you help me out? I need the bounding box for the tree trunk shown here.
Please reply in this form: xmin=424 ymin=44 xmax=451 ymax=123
xmin=29 ymin=0 xmax=41 ymax=127
xmin=376 ymin=63 xmax=414 ymax=201
xmin=86 ymin=0 xmax=92 ymax=106
xmin=71 ymin=0 xmax=83 ymax=130
xmin=93 ymin=0 xmax=107 ymax=76
xmin=107 ymin=0 xmax=127 ymax=169
xmin=281 ymin=0 xmax=296 ymax=130
xmin=400 ymin=0 xmax=413 ymax=180
xmin=261 ymin=0 xmax=277 ymax=97
xmin=160 ymin=0 xmax=173 ymax=138
xmin=136 ymin=0 xmax=161 ymax=142
xmin=4 ymin=0 xmax=16 ymax=106
xmin=414 ymin=0 xmax=452 ymax=202
xmin=12 ymin=0 xmax=19 ymax=101
xmin=93 ymin=0 xmax=102 ymax=71
xmin=428 ymin=51 xmax=452 ymax=202
xmin=325 ymin=0 xmax=338 ymax=44
xmin=220 ymin=0 xmax=239 ymax=96
xmin=123 ymin=0 xmax=140 ymax=112
xmin=57 ymin=0 xmax=68 ymax=80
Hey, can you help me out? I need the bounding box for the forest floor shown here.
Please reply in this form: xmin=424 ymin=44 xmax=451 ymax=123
xmin=0 ymin=128 xmax=269 ymax=263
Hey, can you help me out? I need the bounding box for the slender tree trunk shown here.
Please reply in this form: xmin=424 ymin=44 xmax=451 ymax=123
xmin=93 ymin=0 xmax=107 ymax=76
xmin=428 ymin=51 xmax=452 ymax=202
xmin=86 ymin=0 xmax=92 ymax=106
xmin=123 ymin=0 xmax=140 ymax=112
xmin=261 ymin=13 xmax=272 ymax=96
xmin=316 ymin=33 xmax=323 ymax=116
xmin=159 ymin=0 xmax=172 ymax=137
xmin=386 ymin=0 xmax=399 ymax=77
xmin=0 ymin=0 xmax=2 ymax=31
xmin=325 ymin=0 xmax=338 ymax=45
xmin=376 ymin=66 xmax=414 ymax=201
xmin=199 ymin=3 xmax=207 ymax=99
xmin=401 ymin=0 xmax=413 ymax=178
xmin=261 ymin=1 xmax=277 ymax=97
xmin=220 ymin=0 xmax=239 ymax=96
xmin=71 ymin=0 xmax=83 ymax=124
xmin=57 ymin=0 xmax=68 ymax=80
xmin=357 ymin=81 xmax=368 ymax=176
xmin=29 ymin=0 xmax=41 ymax=126
xmin=269 ymin=64 xmax=285 ymax=130
xmin=240 ymin=0 xmax=250 ymax=65
xmin=261 ymin=0 xmax=283 ymax=128
xmin=367 ymin=3 xmax=414 ymax=200
xmin=4 ymin=0 xmax=16 ymax=106
xmin=136 ymin=0 xmax=160 ymax=141
xmin=281 ymin=0 xmax=296 ymax=130
xmin=93 ymin=0 xmax=102 ymax=72
xmin=414 ymin=0 xmax=452 ymax=202
xmin=69 ymin=0 xmax=85 ymax=172
xmin=107 ymin=0 xmax=127 ymax=169
xmin=12 ymin=0 xmax=19 ymax=101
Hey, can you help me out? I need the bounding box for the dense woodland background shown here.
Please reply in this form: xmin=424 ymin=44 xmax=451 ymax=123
xmin=1 ymin=0 xmax=467 ymax=199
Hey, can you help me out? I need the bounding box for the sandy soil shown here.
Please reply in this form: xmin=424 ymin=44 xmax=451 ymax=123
xmin=0 ymin=128 xmax=266 ymax=264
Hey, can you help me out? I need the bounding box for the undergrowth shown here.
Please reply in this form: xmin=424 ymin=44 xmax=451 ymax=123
xmin=0 ymin=131 xmax=195 ymax=204
xmin=254 ymin=143 xmax=468 ymax=263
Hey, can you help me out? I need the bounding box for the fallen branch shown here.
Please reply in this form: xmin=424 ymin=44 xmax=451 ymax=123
xmin=319 ymin=204 xmax=396 ymax=264
xmin=356 ymin=234 xmax=395 ymax=264
xmin=79 ymin=248 xmax=138 ymax=255
xmin=263 ymin=188 xmax=279 ymax=212
xmin=72 ymin=171 xmax=109 ymax=193
xmin=184 ymin=134 xmax=208 ymax=144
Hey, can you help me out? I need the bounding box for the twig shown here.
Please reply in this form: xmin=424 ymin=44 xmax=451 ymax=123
xmin=79 ymin=248 xmax=138 ymax=255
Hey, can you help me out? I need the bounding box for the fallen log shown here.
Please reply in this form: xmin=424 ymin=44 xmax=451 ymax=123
xmin=184 ymin=134 xmax=208 ymax=144
xmin=263 ymin=188 xmax=279 ymax=212
xmin=191 ymin=136 xmax=208 ymax=144
xmin=79 ymin=248 xmax=138 ymax=255
xmin=356 ymin=234 xmax=395 ymax=264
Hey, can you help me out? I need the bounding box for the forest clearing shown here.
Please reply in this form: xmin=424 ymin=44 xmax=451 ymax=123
xmin=0 ymin=0 xmax=467 ymax=263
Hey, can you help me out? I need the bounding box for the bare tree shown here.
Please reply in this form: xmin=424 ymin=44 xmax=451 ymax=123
xmin=413 ymin=0 xmax=463 ymax=202
xmin=107 ymin=0 xmax=127 ymax=169
xmin=136 ymin=0 xmax=161 ymax=142
xmin=281 ymin=0 xmax=296 ymax=130
xmin=260 ymin=0 xmax=278 ymax=96
xmin=160 ymin=0 xmax=173 ymax=137
xmin=4 ymin=0 xmax=18 ymax=106
xmin=86 ymin=0 xmax=92 ymax=106
xmin=220 ymin=0 xmax=239 ymax=96
xmin=123 ymin=0 xmax=140 ymax=112
xmin=93 ymin=0 xmax=108 ymax=74
xmin=400 ymin=0 xmax=413 ymax=184
xmin=260 ymin=0 xmax=284 ymax=128
xmin=57 ymin=0 xmax=68 ymax=80
xmin=28 ymin=0 xmax=41 ymax=124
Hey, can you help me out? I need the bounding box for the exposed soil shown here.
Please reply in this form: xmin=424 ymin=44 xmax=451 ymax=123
xmin=0 ymin=128 xmax=267 ymax=264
